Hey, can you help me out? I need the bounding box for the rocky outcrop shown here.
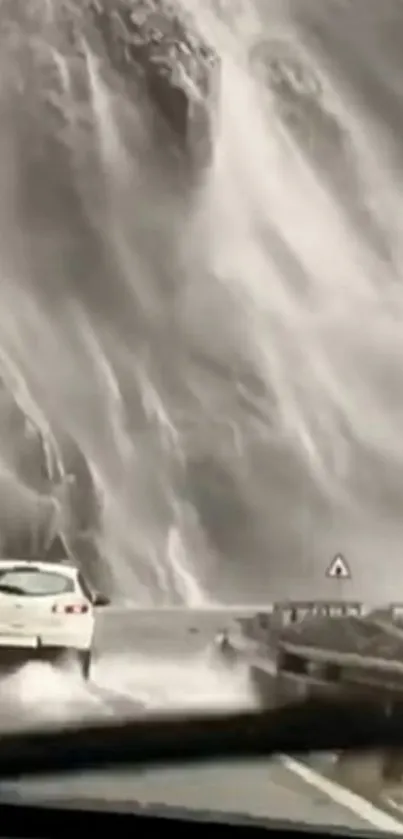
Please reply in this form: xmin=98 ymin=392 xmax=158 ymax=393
xmin=88 ymin=0 xmax=220 ymax=171
xmin=0 ymin=0 xmax=221 ymax=598
xmin=1 ymin=0 xmax=220 ymax=173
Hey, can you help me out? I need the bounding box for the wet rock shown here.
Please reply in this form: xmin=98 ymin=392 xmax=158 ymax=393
xmin=88 ymin=0 xmax=220 ymax=171
xmin=250 ymin=37 xmax=344 ymax=162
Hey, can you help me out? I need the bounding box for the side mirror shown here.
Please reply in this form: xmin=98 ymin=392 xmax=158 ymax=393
xmin=93 ymin=592 xmax=110 ymax=607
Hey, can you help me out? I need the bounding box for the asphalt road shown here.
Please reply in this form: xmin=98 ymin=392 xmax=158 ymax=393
xmin=1 ymin=607 xmax=403 ymax=834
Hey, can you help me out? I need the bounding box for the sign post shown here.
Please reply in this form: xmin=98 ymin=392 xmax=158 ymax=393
xmin=326 ymin=553 xmax=351 ymax=601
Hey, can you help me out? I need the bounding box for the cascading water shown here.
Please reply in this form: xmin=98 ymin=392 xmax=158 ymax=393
xmin=0 ymin=0 xmax=403 ymax=604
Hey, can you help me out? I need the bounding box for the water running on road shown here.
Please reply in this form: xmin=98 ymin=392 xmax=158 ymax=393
xmin=0 ymin=650 xmax=256 ymax=730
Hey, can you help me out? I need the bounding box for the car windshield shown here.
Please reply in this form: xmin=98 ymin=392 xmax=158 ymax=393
xmin=0 ymin=0 xmax=402 ymax=834
xmin=0 ymin=570 xmax=74 ymax=596
xmin=1 ymin=754 xmax=403 ymax=835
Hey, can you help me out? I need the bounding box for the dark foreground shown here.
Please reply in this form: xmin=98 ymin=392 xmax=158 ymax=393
xmin=0 ymin=606 xmax=402 ymax=834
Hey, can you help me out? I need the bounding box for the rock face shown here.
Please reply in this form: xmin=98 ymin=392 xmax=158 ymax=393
xmin=89 ymin=0 xmax=220 ymax=171
xmin=1 ymin=0 xmax=220 ymax=173
xmin=0 ymin=0 xmax=220 ymax=597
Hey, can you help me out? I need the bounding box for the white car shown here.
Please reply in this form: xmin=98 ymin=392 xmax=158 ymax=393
xmin=0 ymin=559 xmax=109 ymax=680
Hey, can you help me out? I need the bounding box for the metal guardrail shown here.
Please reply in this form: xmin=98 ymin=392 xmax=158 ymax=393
xmin=239 ymin=604 xmax=403 ymax=712
xmin=272 ymin=601 xmax=367 ymax=622
xmin=242 ymin=602 xmax=403 ymax=637
xmin=272 ymin=638 xmax=403 ymax=711
xmin=279 ymin=642 xmax=403 ymax=675
xmin=238 ymin=602 xmax=368 ymax=647
xmin=239 ymin=605 xmax=403 ymax=786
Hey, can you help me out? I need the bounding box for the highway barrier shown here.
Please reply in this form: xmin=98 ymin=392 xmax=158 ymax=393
xmin=243 ymin=606 xmax=403 ymax=787
xmin=238 ymin=601 xmax=367 ymax=648
xmin=272 ymin=641 xmax=403 ymax=788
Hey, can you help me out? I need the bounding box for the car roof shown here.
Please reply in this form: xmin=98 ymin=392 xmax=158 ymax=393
xmin=0 ymin=559 xmax=79 ymax=578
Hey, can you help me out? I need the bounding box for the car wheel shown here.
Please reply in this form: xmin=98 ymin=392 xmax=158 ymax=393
xmin=79 ymin=651 xmax=91 ymax=681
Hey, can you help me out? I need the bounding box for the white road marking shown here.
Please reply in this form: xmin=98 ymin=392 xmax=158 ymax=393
xmin=383 ymin=797 xmax=403 ymax=817
xmin=282 ymin=755 xmax=403 ymax=834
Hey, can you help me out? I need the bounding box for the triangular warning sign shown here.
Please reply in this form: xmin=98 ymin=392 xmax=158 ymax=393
xmin=326 ymin=554 xmax=351 ymax=579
